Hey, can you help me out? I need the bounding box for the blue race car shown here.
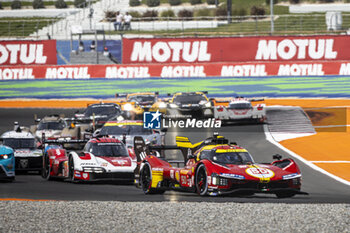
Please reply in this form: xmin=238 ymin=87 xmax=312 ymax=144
xmin=0 ymin=145 xmax=15 ymax=181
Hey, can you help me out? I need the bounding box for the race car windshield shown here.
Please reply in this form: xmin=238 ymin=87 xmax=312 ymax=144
xmin=85 ymin=105 xmax=120 ymax=117
xmin=99 ymin=125 xmax=152 ymax=135
xmin=228 ymin=103 xmax=252 ymax=110
xmin=128 ymin=95 xmax=155 ymax=103
xmin=85 ymin=143 xmax=128 ymax=157
xmin=2 ymin=138 xmax=36 ymax=149
xmin=212 ymin=152 xmax=253 ymax=164
xmin=173 ymin=94 xmax=206 ymax=104
xmin=37 ymin=121 xmax=66 ymax=130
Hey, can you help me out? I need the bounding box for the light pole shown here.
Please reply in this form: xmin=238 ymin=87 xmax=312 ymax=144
xmin=227 ymin=0 xmax=232 ymax=24
xmin=270 ymin=0 xmax=274 ymax=34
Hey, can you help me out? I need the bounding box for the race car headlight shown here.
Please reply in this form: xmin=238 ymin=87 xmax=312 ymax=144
xmin=169 ymin=103 xmax=178 ymax=108
xmin=199 ymin=101 xmax=211 ymax=108
xmin=83 ymin=167 xmax=104 ymax=173
xmin=282 ymin=173 xmax=301 ymax=180
xmin=158 ymin=102 xmax=167 ymax=109
xmin=0 ymin=154 xmax=9 ymax=159
xmin=212 ymin=176 xmax=217 ymax=185
xmin=292 ymin=177 xmax=301 ymax=185
xmin=124 ymin=103 xmax=133 ymax=111
xmin=212 ymin=176 xmax=228 ymax=186
xmin=205 ymin=102 xmax=211 ymax=108
xmin=220 ymin=173 xmax=245 ymax=180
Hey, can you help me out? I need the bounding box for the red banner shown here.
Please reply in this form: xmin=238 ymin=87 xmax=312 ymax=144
xmin=1 ymin=61 xmax=350 ymax=80
xmin=0 ymin=40 xmax=57 ymax=66
xmin=122 ymin=36 xmax=350 ymax=64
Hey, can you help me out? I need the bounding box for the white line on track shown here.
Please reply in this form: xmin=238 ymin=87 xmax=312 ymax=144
xmin=310 ymin=161 xmax=350 ymax=163
xmin=264 ymin=124 xmax=350 ymax=187
xmin=313 ymin=125 xmax=350 ymax=128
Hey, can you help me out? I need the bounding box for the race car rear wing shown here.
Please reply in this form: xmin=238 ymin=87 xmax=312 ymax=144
xmin=133 ymin=136 xmax=190 ymax=164
xmin=167 ymin=91 xmax=208 ymax=97
xmin=115 ymin=92 xmax=159 ymax=98
xmin=41 ymin=133 xmax=89 ymax=149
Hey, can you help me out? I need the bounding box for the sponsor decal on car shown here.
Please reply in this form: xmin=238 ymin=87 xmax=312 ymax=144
xmin=180 ymin=170 xmax=189 ymax=175
xmin=152 ymin=167 xmax=163 ymax=171
xmin=245 ymin=167 xmax=275 ymax=179
xmin=220 ymin=173 xmax=245 ymax=180
xmin=282 ymin=173 xmax=301 ymax=180
xmin=207 ymin=176 xmax=211 ymax=185
xmin=63 ymin=161 xmax=68 ymax=177
xmin=80 ymin=163 xmax=96 ymax=166
xmin=82 ymin=173 xmax=89 ymax=179
xmin=175 ymin=171 xmax=180 ymax=182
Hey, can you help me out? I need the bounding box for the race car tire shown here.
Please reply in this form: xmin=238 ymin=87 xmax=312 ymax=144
xmin=140 ymin=163 xmax=165 ymax=194
xmin=68 ymin=156 xmax=75 ymax=182
xmin=41 ymin=154 xmax=52 ymax=180
xmin=276 ymin=192 xmax=296 ymax=198
xmin=195 ymin=164 xmax=208 ymax=196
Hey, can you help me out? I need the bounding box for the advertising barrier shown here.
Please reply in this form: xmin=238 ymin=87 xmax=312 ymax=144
xmin=0 ymin=40 xmax=57 ymax=66
xmin=122 ymin=36 xmax=350 ymax=64
xmin=1 ymin=61 xmax=350 ymax=80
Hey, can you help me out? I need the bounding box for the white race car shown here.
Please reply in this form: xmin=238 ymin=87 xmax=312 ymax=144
xmin=30 ymin=115 xmax=68 ymax=140
xmin=1 ymin=125 xmax=42 ymax=172
xmin=42 ymin=137 xmax=137 ymax=182
xmin=213 ymin=98 xmax=266 ymax=123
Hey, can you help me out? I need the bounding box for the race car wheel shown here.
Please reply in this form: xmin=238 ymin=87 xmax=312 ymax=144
xmin=140 ymin=163 xmax=164 ymax=194
xmin=195 ymin=164 xmax=208 ymax=196
xmin=68 ymin=156 xmax=75 ymax=182
xmin=276 ymin=192 xmax=296 ymax=198
xmin=42 ymin=154 xmax=51 ymax=180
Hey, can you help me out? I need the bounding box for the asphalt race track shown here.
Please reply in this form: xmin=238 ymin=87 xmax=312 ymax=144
xmin=1 ymin=108 xmax=350 ymax=203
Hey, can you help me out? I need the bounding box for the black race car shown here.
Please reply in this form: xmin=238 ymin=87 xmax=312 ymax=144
xmin=166 ymin=92 xmax=213 ymax=119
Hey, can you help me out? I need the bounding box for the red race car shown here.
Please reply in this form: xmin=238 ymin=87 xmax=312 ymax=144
xmin=133 ymin=133 xmax=308 ymax=198
xmin=42 ymin=137 xmax=137 ymax=182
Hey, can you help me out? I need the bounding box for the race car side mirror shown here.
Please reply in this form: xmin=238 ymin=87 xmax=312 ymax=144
xmin=273 ymin=154 xmax=282 ymax=160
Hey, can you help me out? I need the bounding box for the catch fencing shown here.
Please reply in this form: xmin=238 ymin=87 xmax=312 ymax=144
xmin=1 ymin=13 xmax=350 ymax=39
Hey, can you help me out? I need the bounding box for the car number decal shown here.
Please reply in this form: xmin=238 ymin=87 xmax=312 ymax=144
xmin=245 ymin=167 xmax=274 ymax=179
